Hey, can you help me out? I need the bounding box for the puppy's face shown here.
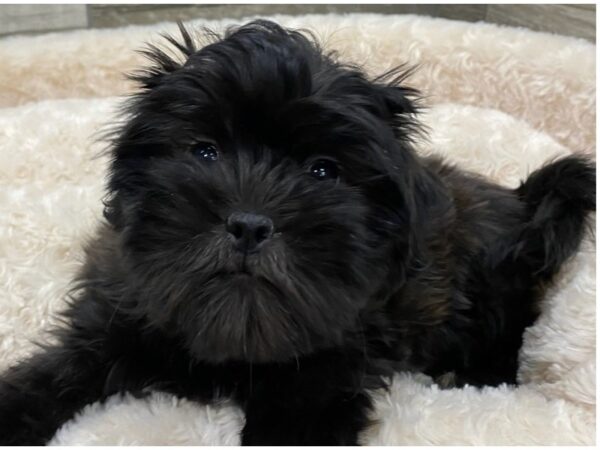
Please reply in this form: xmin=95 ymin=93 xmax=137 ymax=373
xmin=106 ymin=21 xmax=422 ymax=363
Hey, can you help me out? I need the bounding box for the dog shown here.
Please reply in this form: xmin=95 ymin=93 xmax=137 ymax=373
xmin=0 ymin=20 xmax=595 ymax=445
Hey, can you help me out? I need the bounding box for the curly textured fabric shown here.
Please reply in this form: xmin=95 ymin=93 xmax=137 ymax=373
xmin=0 ymin=14 xmax=595 ymax=445
xmin=0 ymin=14 xmax=594 ymax=153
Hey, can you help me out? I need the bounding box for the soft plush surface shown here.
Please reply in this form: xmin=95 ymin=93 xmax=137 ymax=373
xmin=0 ymin=13 xmax=595 ymax=445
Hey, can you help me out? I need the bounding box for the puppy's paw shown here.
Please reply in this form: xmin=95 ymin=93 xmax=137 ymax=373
xmin=434 ymin=371 xmax=457 ymax=389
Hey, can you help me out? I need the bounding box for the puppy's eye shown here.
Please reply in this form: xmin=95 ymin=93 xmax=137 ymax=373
xmin=309 ymin=159 xmax=338 ymax=180
xmin=192 ymin=142 xmax=218 ymax=161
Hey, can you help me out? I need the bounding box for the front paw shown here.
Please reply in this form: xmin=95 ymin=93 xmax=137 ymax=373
xmin=434 ymin=371 xmax=458 ymax=389
xmin=434 ymin=369 xmax=517 ymax=389
xmin=0 ymin=386 xmax=48 ymax=445
xmin=242 ymin=419 xmax=359 ymax=446
xmin=241 ymin=395 xmax=370 ymax=445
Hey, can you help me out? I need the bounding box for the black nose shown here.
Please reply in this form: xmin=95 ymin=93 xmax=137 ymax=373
xmin=226 ymin=212 xmax=274 ymax=253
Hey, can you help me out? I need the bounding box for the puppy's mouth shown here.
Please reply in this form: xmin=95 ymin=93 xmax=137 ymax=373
xmin=221 ymin=267 xmax=273 ymax=285
xmin=199 ymin=235 xmax=292 ymax=297
xmin=211 ymin=258 xmax=269 ymax=283
xmin=225 ymin=253 xmax=258 ymax=276
xmin=218 ymin=243 xmax=278 ymax=276
xmin=224 ymin=266 xmax=253 ymax=277
xmin=213 ymin=256 xmax=288 ymax=296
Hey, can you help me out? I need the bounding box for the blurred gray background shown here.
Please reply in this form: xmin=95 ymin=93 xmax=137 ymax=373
xmin=0 ymin=4 xmax=595 ymax=42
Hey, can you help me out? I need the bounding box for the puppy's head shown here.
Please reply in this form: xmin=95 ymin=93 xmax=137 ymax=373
xmin=105 ymin=20 xmax=429 ymax=363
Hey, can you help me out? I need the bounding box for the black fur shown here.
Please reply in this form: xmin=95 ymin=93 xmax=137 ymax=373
xmin=0 ymin=20 xmax=595 ymax=445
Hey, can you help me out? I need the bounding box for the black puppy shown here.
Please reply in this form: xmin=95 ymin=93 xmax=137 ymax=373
xmin=0 ymin=20 xmax=595 ymax=445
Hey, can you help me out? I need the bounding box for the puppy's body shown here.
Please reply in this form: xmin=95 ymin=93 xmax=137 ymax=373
xmin=0 ymin=21 xmax=595 ymax=445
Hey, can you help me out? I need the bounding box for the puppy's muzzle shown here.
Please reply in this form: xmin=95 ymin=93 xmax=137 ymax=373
xmin=226 ymin=212 xmax=274 ymax=253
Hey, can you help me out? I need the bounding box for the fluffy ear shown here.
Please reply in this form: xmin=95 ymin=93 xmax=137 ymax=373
xmin=102 ymin=23 xmax=205 ymax=229
xmin=379 ymin=157 xmax=451 ymax=292
xmin=373 ymin=66 xmax=423 ymax=142
xmin=368 ymin=67 xmax=452 ymax=291
xmin=129 ymin=22 xmax=198 ymax=90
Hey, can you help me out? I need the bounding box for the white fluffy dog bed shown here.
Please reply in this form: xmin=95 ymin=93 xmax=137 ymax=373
xmin=0 ymin=14 xmax=595 ymax=445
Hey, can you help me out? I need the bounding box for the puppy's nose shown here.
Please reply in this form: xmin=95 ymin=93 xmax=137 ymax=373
xmin=226 ymin=212 xmax=274 ymax=253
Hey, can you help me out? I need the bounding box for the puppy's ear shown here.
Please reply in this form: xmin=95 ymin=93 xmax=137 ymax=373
xmin=378 ymin=155 xmax=451 ymax=291
xmin=102 ymin=23 xmax=206 ymax=229
xmin=373 ymin=66 xmax=423 ymax=142
xmin=379 ymin=85 xmax=419 ymax=116
xmin=130 ymin=22 xmax=198 ymax=90
xmin=370 ymin=67 xmax=451 ymax=291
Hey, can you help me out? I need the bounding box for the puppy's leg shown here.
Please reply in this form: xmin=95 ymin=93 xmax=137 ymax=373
xmin=0 ymin=301 xmax=160 ymax=444
xmin=0 ymin=340 xmax=110 ymax=444
xmin=239 ymin=353 xmax=374 ymax=445
xmin=242 ymin=392 xmax=371 ymax=445
xmin=515 ymin=155 xmax=595 ymax=280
